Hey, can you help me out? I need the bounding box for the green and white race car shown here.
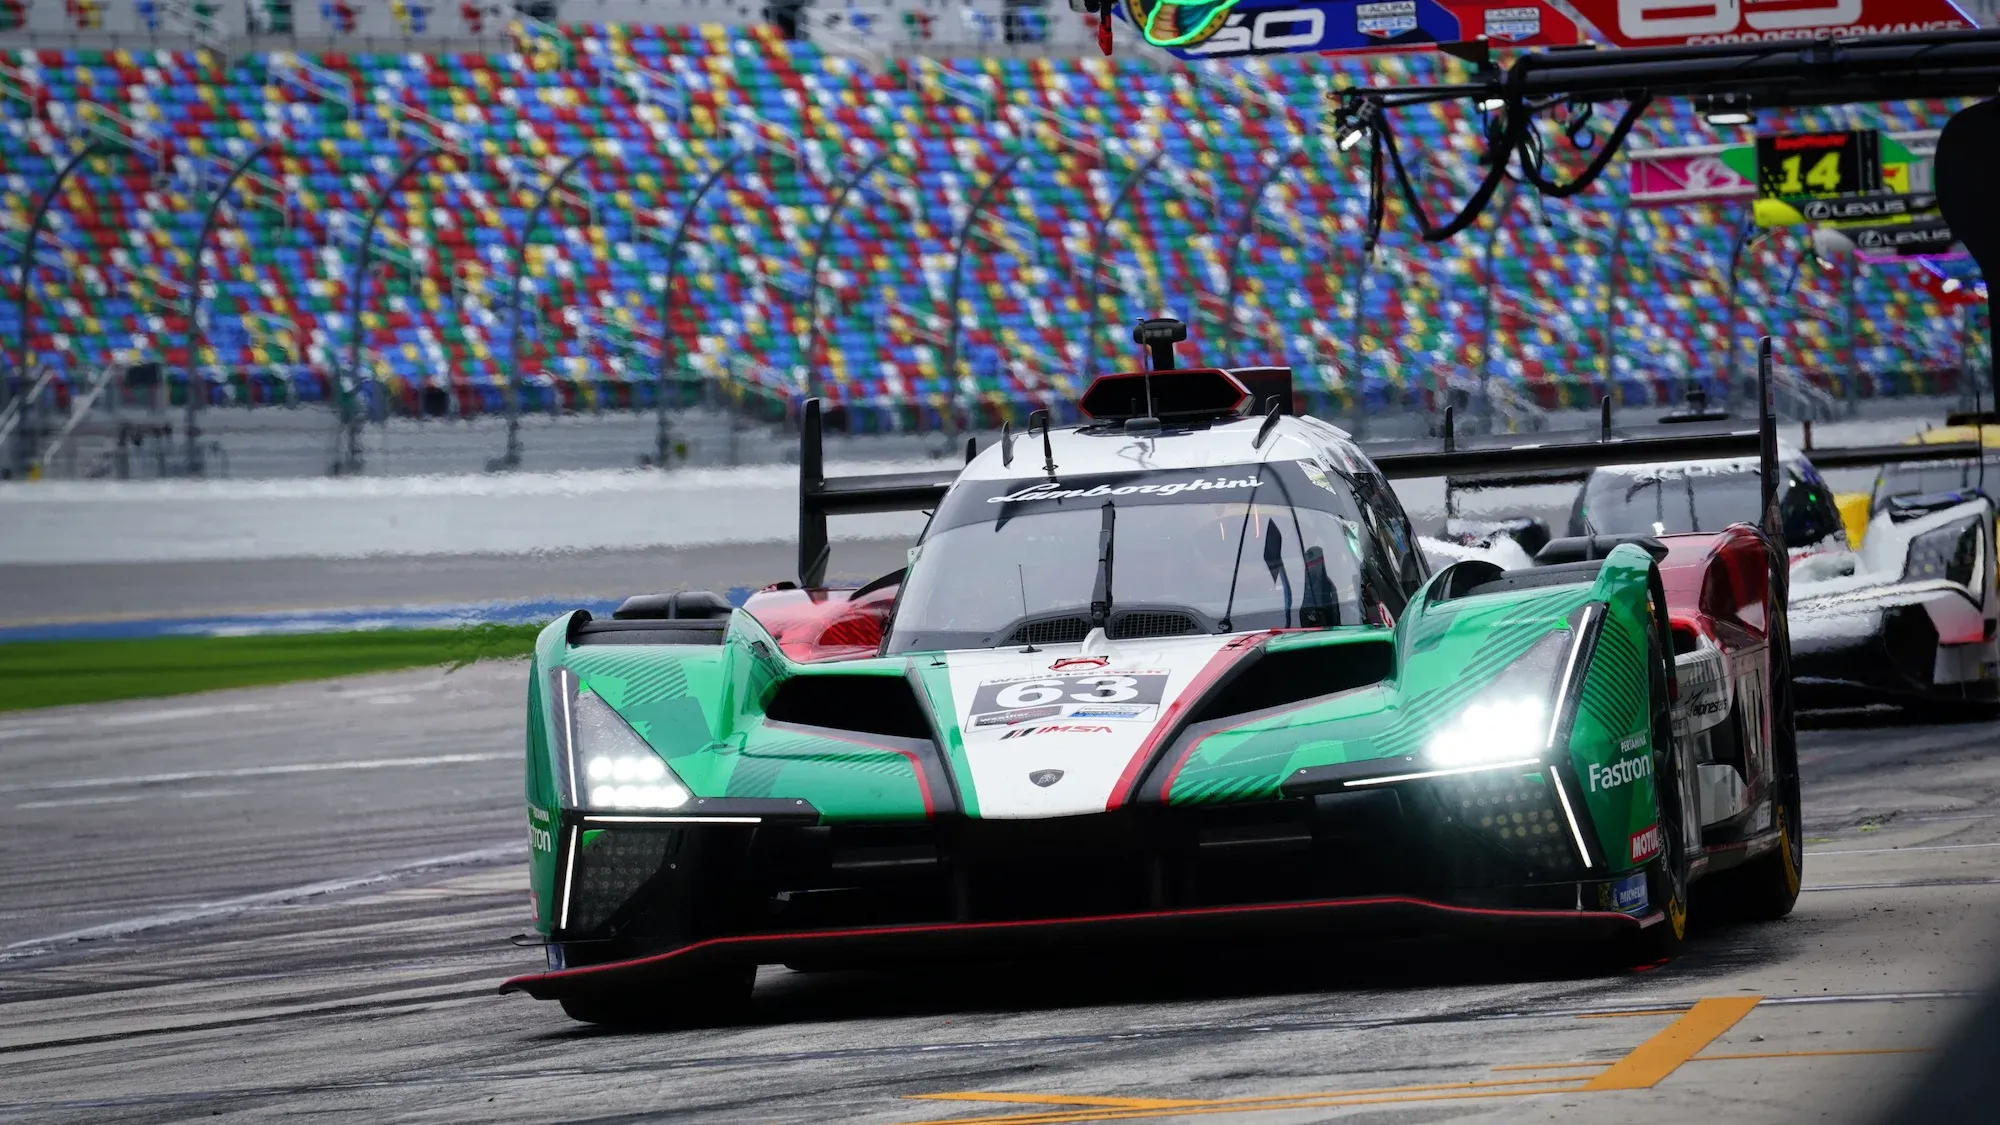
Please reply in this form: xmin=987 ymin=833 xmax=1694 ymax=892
xmin=502 ymin=321 xmax=1801 ymax=1024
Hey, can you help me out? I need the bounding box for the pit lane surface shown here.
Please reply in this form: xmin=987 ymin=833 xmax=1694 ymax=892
xmin=2 ymin=664 xmax=1995 ymax=1124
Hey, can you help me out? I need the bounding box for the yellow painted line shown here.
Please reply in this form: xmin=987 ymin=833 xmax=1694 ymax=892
xmin=1581 ymin=996 xmax=1763 ymax=1090
xmin=906 ymin=995 xmax=1780 ymax=1123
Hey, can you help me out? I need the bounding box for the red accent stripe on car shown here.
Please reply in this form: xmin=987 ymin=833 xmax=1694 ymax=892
xmin=1105 ymin=633 xmax=1264 ymax=811
xmin=501 ymin=895 xmax=1644 ymax=994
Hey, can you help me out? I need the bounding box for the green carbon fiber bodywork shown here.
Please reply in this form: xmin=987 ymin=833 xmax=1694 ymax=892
xmin=522 ymin=543 xmax=1670 ymax=935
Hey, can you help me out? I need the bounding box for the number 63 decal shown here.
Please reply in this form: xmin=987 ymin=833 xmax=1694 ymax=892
xmin=969 ymin=671 xmax=1170 ymax=717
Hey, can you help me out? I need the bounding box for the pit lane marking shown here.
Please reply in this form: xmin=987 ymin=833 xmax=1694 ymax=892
xmin=1580 ymin=996 xmax=1760 ymax=1089
xmin=903 ymin=998 xmax=1766 ymax=1122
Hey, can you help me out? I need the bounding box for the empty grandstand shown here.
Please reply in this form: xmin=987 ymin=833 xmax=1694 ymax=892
xmin=1 ymin=1 xmax=1992 ymax=478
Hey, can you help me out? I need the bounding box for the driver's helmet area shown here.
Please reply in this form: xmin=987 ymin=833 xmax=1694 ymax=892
xmin=881 ymin=458 xmax=1396 ymax=655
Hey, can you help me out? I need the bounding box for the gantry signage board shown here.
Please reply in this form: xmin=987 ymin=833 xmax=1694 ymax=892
xmin=1563 ymin=0 xmax=1972 ymax=48
xmin=1124 ymin=0 xmax=1584 ymax=59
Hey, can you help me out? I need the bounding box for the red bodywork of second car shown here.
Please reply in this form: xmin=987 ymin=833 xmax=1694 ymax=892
xmin=1654 ymin=524 xmax=1785 ymax=874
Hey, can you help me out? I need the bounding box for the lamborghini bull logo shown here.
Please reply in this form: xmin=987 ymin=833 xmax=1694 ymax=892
xmin=1029 ymin=769 xmax=1065 ymax=787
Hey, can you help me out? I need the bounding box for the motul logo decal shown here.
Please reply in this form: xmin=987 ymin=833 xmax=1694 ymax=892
xmin=1631 ymin=823 xmax=1664 ymax=864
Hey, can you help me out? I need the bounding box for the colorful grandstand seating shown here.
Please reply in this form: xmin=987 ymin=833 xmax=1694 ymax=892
xmin=0 ymin=28 xmax=1979 ymax=432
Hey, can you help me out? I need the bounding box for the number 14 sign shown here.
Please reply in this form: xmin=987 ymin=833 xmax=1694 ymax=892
xmin=1756 ymin=131 xmax=1880 ymax=201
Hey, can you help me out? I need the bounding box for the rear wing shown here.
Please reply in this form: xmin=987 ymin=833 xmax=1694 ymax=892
xmin=795 ymin=340 xmax=1796 ymax=583
xmin=1374 ymin=342 xmax=1780 ymax=539
xmin=797 ymin=398 xmax=956 ymax=587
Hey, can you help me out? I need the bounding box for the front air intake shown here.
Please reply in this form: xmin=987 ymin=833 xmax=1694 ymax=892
xmin=1185 ymin=642 xmax=1394 ymax=724
xmin=764 ymin=674 xmax=935 ymax=740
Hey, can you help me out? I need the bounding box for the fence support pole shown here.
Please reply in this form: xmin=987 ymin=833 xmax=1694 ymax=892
xmin=1477 ymin=185 xmax=1518 ymax=435
xmin=9 ymin=139 xmax=121 ymax=478
xmin=1723 ymin=211 xmax=1763 ymax=406
xmin=1599 ymin=194 xmax=1633 ymax=402
xmin=654 ymin=149 xmax=754 ymax=467
xmin=341 ymin=142 xmax=445 ymax=475
xmin=1084 ymin=149 xmax=1168 ymax=380
xmin=1346 ymin=243 xmax=1374 ymax=437
xmin=182 ymin=142 xmax=279 ymax=477
xmin=1224 ymin=145 xmax=1305 ymax=353
xmin=798 ymin=147 xmax=901 ymax=406
xmin=942 ymin=149 xmax=1032 ymax=423
xmin=499 ymin=149 xmax=593 ymax=472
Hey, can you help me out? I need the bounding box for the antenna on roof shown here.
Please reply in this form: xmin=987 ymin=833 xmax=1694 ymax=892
xmin=1000 ymin=421 xmax=1014 ymax=468
xmin=1599 ymin=395 xmax=1613 ymax=442
xmin=1030 ymin=409 xmax=1057 ymax=482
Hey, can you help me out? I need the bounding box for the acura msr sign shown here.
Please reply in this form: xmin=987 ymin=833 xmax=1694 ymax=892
xmin=1566 ymin=0 xmax=1970 ymax=47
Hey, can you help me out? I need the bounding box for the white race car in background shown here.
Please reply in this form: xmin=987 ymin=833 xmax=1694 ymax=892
xmin=1439 ymin=442 xmax=1998 ymax=715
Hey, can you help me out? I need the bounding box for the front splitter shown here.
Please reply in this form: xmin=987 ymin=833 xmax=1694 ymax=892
xmin=501 ymin=894 xmax=1647 ymax=1001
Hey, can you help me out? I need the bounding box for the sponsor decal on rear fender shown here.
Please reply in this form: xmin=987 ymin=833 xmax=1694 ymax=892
xmin=1630 ymin=823 xmax=1663 ymax=864
xmin=1589 ymin=754 xmax=1654 ymax=792
xmin=1611 ymin=871 xmax=1650 ymax=914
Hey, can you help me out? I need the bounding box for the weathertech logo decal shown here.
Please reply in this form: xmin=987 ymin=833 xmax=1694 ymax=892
xmin=1000 ymin=725 xmax=1113 ymax=740
xmin=1631 ymin=824 xmax=1663 ymax=864
xmin=1588 ymin=755 xmax=1654 ymax=792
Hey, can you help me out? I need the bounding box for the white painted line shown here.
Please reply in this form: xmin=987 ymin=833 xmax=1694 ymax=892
xmin=18 ymin=787 xmax=255 ymax=809
xmin=0 ymin=752 xmax=510 ymax=795
xmin=89 ymin=701 xmax=275 ymax=727
xmin=0 ymin=841 xmax=528 ymax=959
xmin=1809 ymin=841 xmax=2000 ymax=857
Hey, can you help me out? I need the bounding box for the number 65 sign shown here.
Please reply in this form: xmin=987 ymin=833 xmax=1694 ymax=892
xmin=1566 ymin=0 xmax=1968 ymax=47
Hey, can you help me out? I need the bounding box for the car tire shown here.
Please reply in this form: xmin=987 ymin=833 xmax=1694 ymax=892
xmin=1624 ymin=581 xmax=1690 ymax=963
xmin=558 ymin=965 xmax=755 ymax=1027
xmin=1705 ymin=599 xmax=1804 ymax=923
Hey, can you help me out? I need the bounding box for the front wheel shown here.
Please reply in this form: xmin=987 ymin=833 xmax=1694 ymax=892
xmin=1705 ymin=615 xmax=1803 ymax=922
xmin=1623 ymin=579 xmax=1690 ymax=962
xmin=559 ymin=964 xmax=755 ymax=1027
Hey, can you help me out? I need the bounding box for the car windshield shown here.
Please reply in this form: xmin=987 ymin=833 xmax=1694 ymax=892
xmin=1871 ymin=456 xmax=2000 ymax=515
xmin=1581 ymin=463 xmax=1764 ymax=537
xmin=884 ymin=462 xmax=1371 ymax=654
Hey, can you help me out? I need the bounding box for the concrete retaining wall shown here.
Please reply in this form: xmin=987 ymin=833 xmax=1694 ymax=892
xmin=0 ymin=463 xmax=933 ymax=564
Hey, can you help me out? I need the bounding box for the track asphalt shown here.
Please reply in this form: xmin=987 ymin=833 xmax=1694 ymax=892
xmin=1 ymin=659 xmax=1996 ymax=1123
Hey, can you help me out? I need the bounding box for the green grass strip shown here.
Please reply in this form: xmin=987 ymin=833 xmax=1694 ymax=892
xmin=0 ymin=623 xmax=542 ymax=712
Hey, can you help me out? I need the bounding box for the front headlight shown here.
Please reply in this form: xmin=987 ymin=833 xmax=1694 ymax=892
xmin=1425 ymin=626 xmax=1574 ymax=769
xmin=1904 ymin=516 xmax=1984 ymax=589
xmin=569 ymin=684 xmax=691 ymax=811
